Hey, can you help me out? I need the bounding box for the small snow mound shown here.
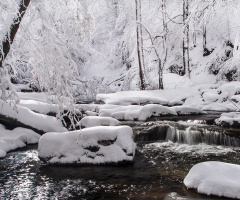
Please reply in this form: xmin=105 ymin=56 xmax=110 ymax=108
xmin=0 ymin=125 xmax=41 ymax=158
xmin=79 ymin=116 xmax=121 ymax=128
xmin=215 ymin=112 xmax=240 ymax=128
xmin=171 ymin=106 xmax=207 ymax=115
xmin=138 ymin=104 xmax=177 ymax=121
xmin=38 ymin=126 xmax=136 ymax=165
xmin=184 ymin=161 xmax=240 ymax=199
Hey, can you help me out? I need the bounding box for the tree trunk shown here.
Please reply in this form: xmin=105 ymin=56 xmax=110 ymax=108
xmin=203 ymin=24 xmax=207 ymax=50
xmin=135 ymin=0 xmax=145 ymax=90
xmin=159 ymin=0 xmax=168 ymax=90
xmin=182 ymin=0 xmax=190 ymax=77
xmin=0 ymin=0 xmax=31 ymax=68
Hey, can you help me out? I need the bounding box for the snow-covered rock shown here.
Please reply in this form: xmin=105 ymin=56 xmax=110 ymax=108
xmin=171 ymin=106 xmax=207 ymax=115
xmin=215 ymin=112 xmax=240 ymax=128
xmin=0 ymin=100 xmax=67 ymax=133
xmin=137 ymin=104 xmax=177 ymax=120
xmin=97 ymin=89 xmax=194 ymax=106
xmin=19 ymin=99 xmax=59 ymax=115
xmin=78 ymin=116 xmax=121 ymax=128
xmin=184 ymin=161 xmax=240 ymax=199
xmin=38 ymin=126 xmax=136 ymax=165
xmin=0 ymin=124 xmax=40 ymax=158
xmin=85 ymin=111 xmax=98 ymax=116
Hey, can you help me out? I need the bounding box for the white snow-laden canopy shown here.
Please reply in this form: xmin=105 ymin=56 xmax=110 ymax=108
xmin=38 ymin=126 xmax=136 ymax=165
xmin=78 ymin=116 xmax=121 ymax=128
xmin=184 ymin=161 xmax=240 ymax=199
xmin=215 ymin=112 xmax=240 ymax=127
xmin=0 ymin=99 xmax=67 ymax=133
xmin=0 ymin=124 xmax=40 ymax=158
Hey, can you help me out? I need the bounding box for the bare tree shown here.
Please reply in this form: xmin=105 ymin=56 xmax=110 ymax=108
xmin=135 ymin=0 xmax=146 ymax=90
xmin=0 ymin=0 xmax=31 ymax=68
xmin=182 ymin=0 xmax=190 ymax=77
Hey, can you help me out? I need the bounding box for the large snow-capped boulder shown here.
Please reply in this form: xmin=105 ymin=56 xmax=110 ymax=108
xmin=78 ymin=116 xmax=121 ymax=128
xmin=38 ymin=126 xmax=136 ymax=165
xmin=184 ymin=161 xmax=240 ymax=199
xmin=215 ymin=112 xmax=240 ymax=128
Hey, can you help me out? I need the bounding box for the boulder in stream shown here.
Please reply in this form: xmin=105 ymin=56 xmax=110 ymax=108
xmin=184 ymin=161 xmax=240 ymax=199
xmin=215 ymin=112 xmax=240 ymax=128
xmin=38 ymin=126 xmax=136 ymax=165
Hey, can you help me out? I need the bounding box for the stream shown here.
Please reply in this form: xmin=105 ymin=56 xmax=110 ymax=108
xmin=1 ymin=113 xmax=240 ymax=199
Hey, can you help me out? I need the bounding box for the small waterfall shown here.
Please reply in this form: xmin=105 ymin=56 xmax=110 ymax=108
xmin=165 ymin=126 xmax=240 ymax=147
xmin=136 ymin=122 xmax=240 ymax=147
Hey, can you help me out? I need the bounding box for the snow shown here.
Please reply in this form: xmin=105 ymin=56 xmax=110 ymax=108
xmin=98 ymin=104 xmax=206 ymax=121
xmin=96 ymin=81 xmax=240 ymax=113
xmin=38 ymin=126 xmax=136 ymax=164
xmin=17 ymin=92 xmax=49 ymax=103
xmin=184 ymin=161 xmax=240 ymax=199
xmin=85 ymin=110 xmax=98 ymax=116
xmin=96 ymin=88 xmax=195 ymax=106
xmin=0 ymin=100 xmax=67 ymax=133
xmin=78 ymin=116 xmax=121 ymax=128
xmin=0 ymin=124 xmax=40 ymax=158
xmin=171 ymin=106 xmax=207 ymax=115
xmin=19 ymin=99 xmax=59 ymax=115
xmin=215 ymin=112 xmax=240 ymax=127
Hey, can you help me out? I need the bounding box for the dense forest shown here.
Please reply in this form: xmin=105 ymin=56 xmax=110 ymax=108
xmin=1 ymin=0 xmax=240 ymax=100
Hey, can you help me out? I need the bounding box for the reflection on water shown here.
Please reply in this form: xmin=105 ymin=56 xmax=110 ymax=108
xmin=1 ymin=142 xmax=240 ymax=199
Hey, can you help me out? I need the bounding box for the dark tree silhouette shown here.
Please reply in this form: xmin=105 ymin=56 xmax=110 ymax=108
xmin=0 ymin=0 xmax=31 ymax=68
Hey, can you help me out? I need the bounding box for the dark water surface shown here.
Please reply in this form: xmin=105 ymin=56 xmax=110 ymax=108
xmin=1 ymin=112 xmax=240 ymax=199
xmin=1 ymin=141 xmax=240 ymax=199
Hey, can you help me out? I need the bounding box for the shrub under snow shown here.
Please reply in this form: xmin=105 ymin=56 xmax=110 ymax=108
xmin=38 ymin=126 xmax=136 ymax=165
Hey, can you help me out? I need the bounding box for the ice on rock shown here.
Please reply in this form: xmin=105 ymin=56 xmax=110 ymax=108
xmin=79 ymin=116 xmax=121 ymax=128
xmin=38 ymin=126 xmax=136 ymax=165
xmin=184 ymin=161 xmax=240 ymax=199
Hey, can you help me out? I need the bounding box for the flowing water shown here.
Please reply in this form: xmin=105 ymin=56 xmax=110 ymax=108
xmin=1 ymin=115 xmax=240 ymax=199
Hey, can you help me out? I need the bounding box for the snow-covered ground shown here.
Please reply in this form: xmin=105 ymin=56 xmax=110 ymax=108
xmin=0 ymin=124 xmax=40 ymax=158
xmin=96 ymin=81 xmax=240 ymax=113
xmin=184 ymin=161 xmax=240 ymax=199
xmin=38 ymin=126 xmax=136 ymax=164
